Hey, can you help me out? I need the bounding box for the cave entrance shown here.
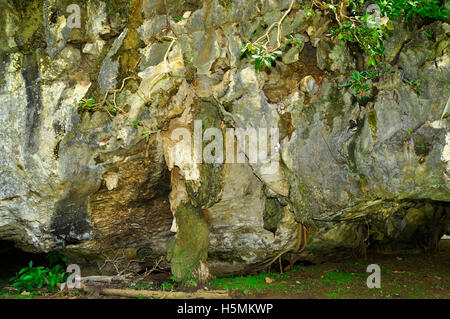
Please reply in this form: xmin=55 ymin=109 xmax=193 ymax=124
xmin=0 ymin=241 xmax=47 ymax=289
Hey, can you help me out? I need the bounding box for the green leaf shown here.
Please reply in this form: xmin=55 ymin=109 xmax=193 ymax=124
xmin=254 ymin=58 xmax=263 ymax=71
xmin=18 ymin=267 xmax=28 ymax=275
xmin=240 ymin=43 xmax=249 ymax=57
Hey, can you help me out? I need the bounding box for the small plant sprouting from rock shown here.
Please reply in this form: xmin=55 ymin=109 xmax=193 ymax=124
xmin=172 ymin=14 xmax=187 ymax=22
xmin=343 ymin=69 xmax=378 ymax=102
xmin=74 ymin=76 xmax=137 ymax=117
xmin=218 ymin=0 xmax=233 ymax=11
xmin=304 ymin=7 xmax=315 ymax=18
xmin=288 ymin=35 xmax=304 ymax=49
xmin=404 ymin=78 xmax=424 ymax=95
xmin=320 ymin=0 xmax=448 ymax=67
xmin=127 ymin=119 xmax=159 ymax=144
xmin=74 ymin=78 xmax=161 ymax=145
xmin=329 ymin=7 xmax=387 ymax=67
xmin=75 ymin=98 xmax=119 ymax=116
xmin=76 ymin=98 xmax=95 ymax=112
xmin=240 ymin=43 xmax=282 ymax=71
xmin=129 ymin=119 xmax=141 ymax=128
xmin=423 ymin=30 xmax=433 ymax=39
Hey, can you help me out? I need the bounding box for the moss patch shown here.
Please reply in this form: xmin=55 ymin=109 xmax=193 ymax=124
xmin=5 ymin=0 xmax=45 ymax=54
xmin=186 ymin=99 xmax=225 ymax=208
xmin=282 ymin=165 xmax=312 ymax=223
xmin=211 ymin=270 xmax=299 ymax=295
xmin=166 ymin=202 xmax=209 ymax=281
xmin=323 ymin=86 xmax=345 ymax=131
xmin=367 ymin=109 xmax=378 ymax=138
xmin=218 ymin=0 xmax=232 ymax=11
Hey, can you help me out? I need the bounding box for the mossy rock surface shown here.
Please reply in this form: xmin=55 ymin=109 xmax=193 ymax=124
xmin=167 ymin=202 xmax=209 ymax=281
xmin=186 ymin=99 xmax=225 ymax=208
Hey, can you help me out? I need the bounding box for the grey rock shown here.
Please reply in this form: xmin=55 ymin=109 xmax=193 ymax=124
xmin=98 ymin=29 xmax=128 ymax=93
xmin=98 ymin=58 xmax=119 ymax=94
xmin=282 ymin=46 xmax=300 ymax=64
xmin=0 ymin=0 xmax=449 ymax=275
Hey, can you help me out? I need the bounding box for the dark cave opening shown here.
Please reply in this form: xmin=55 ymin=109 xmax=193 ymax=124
xmin=0 ymin=241 xmax=48 ymax=288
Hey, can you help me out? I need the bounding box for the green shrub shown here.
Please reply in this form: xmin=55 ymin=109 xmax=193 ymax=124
xmin=75 ymin=98 xmax=118 ymax=116
xmin=10 ymin=253 xmax=68 ymax=293
xmin=343 ymin=70 xmax=378 ymax=101
xmin=330 ymin=0 xmax=447 ymax=67
xmin=374 ymin=0 xmax=449 ymax=20
xmin=240 ymin=43 xmax=282 ymax=71
xmin=10 ymin=261 xmax=68 ymax=293
xmin=75 ymin=98 xmax=96 ymax=112
xmin=46 ymin=251 xmax=67 ymax=266
xmin=332 ymin=14 xmax=386 ymax=67
xmin=160 ymin=281 xmax=175 ymax=291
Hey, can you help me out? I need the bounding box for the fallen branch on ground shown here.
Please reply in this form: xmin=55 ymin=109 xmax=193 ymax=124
xmin=100 ymin=288 xmax=230 ymax=299
xmin=80 ymin=275 xmax=129 ymax=284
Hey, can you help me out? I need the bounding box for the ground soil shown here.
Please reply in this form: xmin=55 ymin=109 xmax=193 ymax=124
xmin=1 ymin=239 xmax=448 ymax=299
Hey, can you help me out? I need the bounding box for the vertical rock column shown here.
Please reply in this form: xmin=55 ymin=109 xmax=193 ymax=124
xmin=166 ymin=202 xmax=209 ymax=281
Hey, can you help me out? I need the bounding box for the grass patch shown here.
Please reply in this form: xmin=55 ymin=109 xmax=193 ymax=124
xmin=322 ymin=272 xmax=358 ymax=286
xmin=211 ymin=271 xmax=291 ymax=295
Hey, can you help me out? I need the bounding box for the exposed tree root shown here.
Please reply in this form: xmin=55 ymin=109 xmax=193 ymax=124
xmin=264 ymin=223 xmax=309 ymax=273
xmin=252 ymin=0 xmax=296 ymax=52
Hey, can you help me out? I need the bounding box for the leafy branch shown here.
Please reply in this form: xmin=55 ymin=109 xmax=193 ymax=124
xmin=374 ymin=0 xmax=449 ymax=21
xmin=240 ymin=43 xmax=282 ymax=71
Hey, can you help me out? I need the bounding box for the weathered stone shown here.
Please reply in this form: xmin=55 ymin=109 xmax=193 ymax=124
xmin=82 ymin=40 xmax=105 ymax=56
xmin=167 ymin=202 xmax=209 ymax=281
xmin=282 ymin=46 xmax=300 ymax=64
xmin=98 ymin=29 xmax=128 ymax=93
xmin=329 ymin=42 xmax=355 ymax=73
xmin=0 ymin=1 xmax=448 ymax=277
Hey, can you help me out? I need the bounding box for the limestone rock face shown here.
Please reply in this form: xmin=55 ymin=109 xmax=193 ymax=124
xmin=0 ymin=0 xmax=448 ymax=277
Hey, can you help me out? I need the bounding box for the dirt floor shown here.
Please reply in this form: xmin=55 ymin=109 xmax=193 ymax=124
xmin=1 ymin=239 xmax=449 ymax=299
xmin=236 ymin=239 xmax=450 ymax=299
